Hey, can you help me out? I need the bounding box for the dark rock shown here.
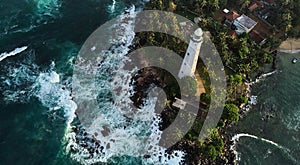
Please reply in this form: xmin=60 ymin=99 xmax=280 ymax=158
xmin=144 ymin=154 xmax=151 ymax=159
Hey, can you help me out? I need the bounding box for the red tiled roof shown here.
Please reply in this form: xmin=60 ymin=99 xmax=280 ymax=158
xmin=227 ymin=30 xmax=238 ymax=38
xmin=225 ymin=11 xmax=240 ymax=21
xmin=249 ymin=1 xmax=264 ymax=11
xmin=248 ymin=2 xmax=259 ymax=12
xmin=249 ymin=30 xmax=265 ymax=44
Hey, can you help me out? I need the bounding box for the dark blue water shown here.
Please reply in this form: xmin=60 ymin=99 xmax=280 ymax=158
xmin=3 ymin=0 xmax=299 ymax=164
xmin=0 ymin=0 xmax=142 ymax=164
xmin=230 ymin=52 xmax=300 ymax=165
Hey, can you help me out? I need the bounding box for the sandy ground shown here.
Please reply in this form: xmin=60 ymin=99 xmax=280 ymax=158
xmin=278 ymin=38 xmax=300 ymax=53
xmin=195 ymin=72 xmax=206 ymax=97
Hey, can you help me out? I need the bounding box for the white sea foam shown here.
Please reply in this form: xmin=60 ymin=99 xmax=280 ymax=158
xmin=110 ymin=0 xmax=117 ymax=13
xmin=33 ymin=62 xmax=77 ymax=123
xmin=1 ymin=54 xmax=39 ymax=103
xmin=0 ymin=52 xmax=77 ymax=122
xmin=0 ymin=46 xmax=28 ymax=62
xmin=283 ymin=109 xmax=300 ymax=131
xmin=249 ymin=70 xmax=277 ymax=86
xmin=230 ymin=133 xmax=295 ymax=164
xmin=65 ymin=5 xmax=185 ymax=164
xmin=243 ymin=71 xmax=277 ymax=112
xmin=0 ymin=5 xmax=185 ymax=164
xmin=33 ymin=0 xmax=61 ymax=18
xmin=231 ymin=134 xmax=286 ymax=149
xmin=249 ymin=95 xmax=257 ymax=105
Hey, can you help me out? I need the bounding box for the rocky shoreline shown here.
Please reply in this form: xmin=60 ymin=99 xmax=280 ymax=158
xmin=129 ymin=60 xmax=238 ymax=164
xmin=66 ymin=26 xmax=283 ymax=165
xmin=223 ymin=51 xmax=280 ymax=165
xmin=67 ymin=53 xmax=239 ymax=164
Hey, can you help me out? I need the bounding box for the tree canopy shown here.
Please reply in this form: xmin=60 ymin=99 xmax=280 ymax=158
xmin=200 ymin=93 xmax=211 ymax=105
xmin=202 ymin=130 xmax=224 ymax=160
xmin=222 ymin=104 xmax=239 ymax=121
xmin=229 ymin=74 xmax=243 ymax=85
xmin=180 ymin=76 xmax=198 ymax=96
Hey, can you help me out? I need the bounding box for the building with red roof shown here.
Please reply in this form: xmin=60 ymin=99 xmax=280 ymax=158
xmin=223 ymin=11 xmax=240 ymax=27
xmin=249 ymin=30 xmax=267 ymax=45
xmin=227 ymin=30 xmax=238 ymax=38
xmin=248 ymin=1 xmax=264 ymax=12
xmin=225 ymin=11 xmax=240 ymax=21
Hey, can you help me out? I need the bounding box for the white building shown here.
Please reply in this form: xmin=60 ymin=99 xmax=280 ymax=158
xmin=233 ymin=14 xmax=257 ymax=35
xmin=178 ymin=28 xmax=204 ymax=79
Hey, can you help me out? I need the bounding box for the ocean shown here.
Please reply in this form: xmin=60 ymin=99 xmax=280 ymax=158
xmin=229 ymin=52 xmax=300 ymax=165
xmin=1 ymin=0 xmax=300 ymax=164
xmin=0 ymin=0 xmax=153 ymax=164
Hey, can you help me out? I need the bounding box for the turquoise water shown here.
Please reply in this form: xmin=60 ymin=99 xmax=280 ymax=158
xmin=0 ymin=0 xmax=143 ymax=164
xmin=2 ymin=0 xmax=300 ymax=164
xmin=230 ymin=52 xmax=300 ymax=165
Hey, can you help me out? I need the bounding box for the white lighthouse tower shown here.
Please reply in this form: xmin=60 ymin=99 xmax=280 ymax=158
xmin=178 ymin=28 xmax=204 ymax=79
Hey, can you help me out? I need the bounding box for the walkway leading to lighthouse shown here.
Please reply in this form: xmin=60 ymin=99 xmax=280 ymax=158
xmin=195 ymin=72 xmax=206 ymax=97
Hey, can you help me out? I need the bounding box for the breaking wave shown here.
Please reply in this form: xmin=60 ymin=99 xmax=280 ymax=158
xmin=0 ymin=46 xmax=28 ymax=62
xmin=0 ymin=54 xmax=39 ymax=103
xmin=65 ymin=5 xmax=185 ymax=164
xmin=0 ymin=4 xmax=185 ymax=165
xmin=230 ymin=133 xmax=296 ymax=164
xmin=249 ymin=70 xmax=277 ymax=86
xmin=0 ymin=51 xmax=76 ymax=122
xmin=32 ymin=0 xmax=62 ymax=18
xmin=33 ymin=63 xmax=77 ymax=124
xmin=109 ymin=0 xmax=117 ymax=13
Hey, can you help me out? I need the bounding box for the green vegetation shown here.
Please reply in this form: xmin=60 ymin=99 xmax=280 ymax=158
xmin=266 ymin=0 xmax=300 ymax=37
xmin=213 ymin=32 xmax=273 ymax=75
xmin=230 ymin=0 xmax=300 ymax=38
xmin=200 ymin=93 xmax=211 ymax=105
xmin=222 ymin=104 xmax=239 ymax=122
xmin=139 ymin=0 xmax=235 ymax=163
xmin=230 ymin=74 xmax=243 ymax=85
xmin=239 ymin=96 xmax=248 ymax=104
xmin=138 ymin=0 xmax=292 ymax=163
xmin=201 ymin=130 xmax=224 ymax=160
xmin=180 ymin=76 xmax=198 ymax=96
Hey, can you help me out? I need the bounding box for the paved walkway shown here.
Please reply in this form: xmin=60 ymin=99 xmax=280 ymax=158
xmin=278 ymin=38 xmax=300 ymax=54
xmin=278 ymin=49 xmax=300 ymax=54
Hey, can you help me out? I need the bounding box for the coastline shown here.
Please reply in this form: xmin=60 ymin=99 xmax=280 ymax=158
xmin=227 ymin=39 xmax=300 ymax=164
xmin=226 ymin=70 xmax=277 ymax=164
xmin=128 ymin=2 xmax=300 ymax=163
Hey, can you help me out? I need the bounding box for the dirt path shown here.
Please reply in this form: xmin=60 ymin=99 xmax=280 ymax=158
xmin=195 ymin=72 xmax=206 ymax=97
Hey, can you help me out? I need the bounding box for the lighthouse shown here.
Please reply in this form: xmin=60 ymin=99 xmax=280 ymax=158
xmin=178 ymin=28 xmax=204 ymax=79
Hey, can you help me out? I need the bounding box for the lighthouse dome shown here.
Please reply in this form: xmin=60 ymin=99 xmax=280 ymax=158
xmin=194 ymin=28 xmax=203 ymax=37
xmin=192 ymin=28 xmax=203 ymax=42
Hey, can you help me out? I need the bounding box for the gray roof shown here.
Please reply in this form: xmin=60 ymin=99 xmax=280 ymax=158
xmin=236 ymin=14 xmax=257 ymax=29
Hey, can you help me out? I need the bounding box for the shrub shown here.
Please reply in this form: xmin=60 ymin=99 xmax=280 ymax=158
xmin=222 ymin=104 xmax=239 ymax=121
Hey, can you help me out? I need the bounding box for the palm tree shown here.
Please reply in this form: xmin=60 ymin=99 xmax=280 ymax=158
xmin=210 ymin=0 xmax=220 ymax=10
xmin=169 ymin=1 xmax=177 ymax=11
xmin=282 ymin=11 xmax=292 ymax=32
xmin=201 ymin=0 xmax=208 ymax=8
xmin=239 ymin=0 xmax=251 ymax=10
